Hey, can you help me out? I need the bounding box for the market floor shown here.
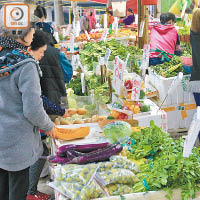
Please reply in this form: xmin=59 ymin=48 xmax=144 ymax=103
xmin=38 ymin=175 xmax=55 ymax=200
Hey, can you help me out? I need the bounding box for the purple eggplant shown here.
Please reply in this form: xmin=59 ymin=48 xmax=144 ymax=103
xmin=50 ymin=156 xmax=70 ymax=164
xmin=67 ymin=144 xmax=123 ymax=165
xmin=56 ymin=144 xmax=76 ymax=157
xmin=56 ymin=143 xmax=110 ymax=157
xmin=66 ymin=150 xmax=77 ymax=160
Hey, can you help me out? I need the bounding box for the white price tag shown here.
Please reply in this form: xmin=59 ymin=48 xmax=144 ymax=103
xmin=113 ymin=17 xmax=118 ymax=35
xmin=99 ymin=57 xmax=105 ymax=66
xmin=81 ymin=73 xmax=85 ymax=94
xmin=131 ymin=77 xmax=142 ymax=101
xmin=70 ymin=33 xmax=74 ymax=53
xmin=181 ymin=1 xmax=188 ymax=19
xmin=139 ymin=21 xmax=145 ymax=38
xmin=85 ymin=30 xmax=90 ymax=40
xmin=101 ymin=28 xmax=108 ymax=42
xmin=124 ymin=53 xmax=130 ymax=68
xmin=72 ymin=55 xmax=76 ymax=70
xmin=112 ymin=56 xmax=125 ymax=96
xmin=141 ymin=44 xmax=150 ymax=76
xmin=103 ymin=14 xmax=107 ymax=29
xmin=104 ymin=48 xmax=111 ymax=65
xmin=77 ymin=55 xmax=86 ymax=74
xmin=183 ymin=107 xmax=200 ymax=157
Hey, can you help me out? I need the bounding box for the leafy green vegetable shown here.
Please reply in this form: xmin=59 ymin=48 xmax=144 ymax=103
xmin=80 ymin=39 xmax=142 ymax=74
xmin=104 ymin=121 xmax=132 ymax=143
xmin=129 ymin=121 xmax=200 ymax=200
xmin=150 ymin=56 xmax=185 ymax=78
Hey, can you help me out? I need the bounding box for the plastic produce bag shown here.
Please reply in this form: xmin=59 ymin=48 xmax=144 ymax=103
xmin=109 ymin=155 xmax=140 ymax=173
xmin=98 ymin=168 xmax=139 ymax=185
xmin=49 ymin=164 xmax=99 ymax=200
xmin=62 ymin=164 xmax=98 ymax=185
xmin=80 ymin=179 xmax=134 ymax=200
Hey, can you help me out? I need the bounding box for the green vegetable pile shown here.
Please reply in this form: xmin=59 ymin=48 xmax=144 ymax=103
xmin=178 ymin=25 xmax=190 ymax=36
xmin=129 ymin=121 xmax=200 ymax=200
xmin=182 ymin=44 xmax=192 ymax=58
xmin=150 ymin=56 xmax=185 ymax=78
xmin=80 ymin=39 xmax=143 ymax=74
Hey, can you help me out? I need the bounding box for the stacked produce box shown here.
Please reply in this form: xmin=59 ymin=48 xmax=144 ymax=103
xmin=149 ymin=54 xmax=196 ymax=130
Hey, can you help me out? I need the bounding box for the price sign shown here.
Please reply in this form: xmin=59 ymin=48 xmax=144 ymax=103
xmin=69 ymin=33 xmax=74 ymax=53
xmin=139 ymin=21 xmax=145 ymax=38
xmin=104 ymin=48 xmax=111 ymax=65
xmin=77 ymin=55 xmax=86 ymax=74
xmin=112 ymin=56 xmax=125 ymax=96
xmin=183 ymin=107 xmax=200 ymax=157
xmin=101 ymin=28 xmax=108 ymax=42
xmin=181 ymin=1 xmax=188 ymax=19
xmin=85 ymin=30 xmax=90 ymax=40
xmin=103 ymin=14 xmax=107 ymax=29
xmin=72 ymin=55 xmax=76 ymax=70
xmin=131 ymin=77 xmax=142 ymax=101
xmin=81 ymin=73 xmax=85 ymax=94
xmin=141 ymin=44 xmax=150 ymax=77
xmin=124 ymin=53 xmax=130 ymax=68
xmin=113 ymin=17 xmax=118 ymax=36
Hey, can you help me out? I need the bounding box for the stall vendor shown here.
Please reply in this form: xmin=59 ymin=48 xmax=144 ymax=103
xmin=119 ymin=8 xmax=135 ymax=25
xmin=149 ymin=12 xmax=181 ymax=66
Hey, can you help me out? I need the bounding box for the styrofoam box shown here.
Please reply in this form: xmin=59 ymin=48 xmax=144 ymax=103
xmin=148 ymin=69 xmax=194 ymax=106
xmin=161 ymin=102 xmax=196 ymax=130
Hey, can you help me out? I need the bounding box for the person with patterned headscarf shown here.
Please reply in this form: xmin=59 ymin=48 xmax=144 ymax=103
xmin=0 ymin=4 xmax=55 ymax=200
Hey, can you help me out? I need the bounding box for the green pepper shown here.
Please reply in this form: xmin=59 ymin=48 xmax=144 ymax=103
xmin=107 ymin=116 xmax=115 ymax=120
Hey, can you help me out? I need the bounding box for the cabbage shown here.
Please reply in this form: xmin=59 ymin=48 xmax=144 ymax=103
xmin=103 ymin=121 xmax=132 ymax=143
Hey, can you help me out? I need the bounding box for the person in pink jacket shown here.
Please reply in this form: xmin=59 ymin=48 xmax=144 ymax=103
xmin=149 ymin=12 xmax=181 ymax=66
xmin=88 ymin=11 xmax=96 ymax=31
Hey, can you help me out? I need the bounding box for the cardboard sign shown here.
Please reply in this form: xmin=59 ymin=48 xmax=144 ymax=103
xmin=131 ymin=77 xmax=142 ymax=101
xmin=139 ymin=21 xmax=145 ymax=38
xmin=112 ymin=56 xmax=125 ymax=96
xmin=69 ymin=33 xmax=74 ymax=53
xmin=104 ymin=48 xmax=111 ymax=65
xmin=183 ymin=107 xmax=200 ymax=158
xmin=81 ymin=73 xmax=85 ymax=94
xmin=101 ymin=28 xmax=108 ymax=42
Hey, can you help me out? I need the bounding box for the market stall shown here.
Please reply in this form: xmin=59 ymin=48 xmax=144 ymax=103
xmin=42 ymin=0 xmax=200 ymax=199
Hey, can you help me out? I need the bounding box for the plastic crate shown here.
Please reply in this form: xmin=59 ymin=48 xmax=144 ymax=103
xmin=181 ymin=56 xmax=192 ymax=66
xmin=67 ymin=95 xmax=98 ymax=118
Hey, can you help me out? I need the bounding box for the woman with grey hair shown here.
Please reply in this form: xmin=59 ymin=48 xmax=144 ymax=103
xmin=0 ymin=5 xmax=55 ymax=200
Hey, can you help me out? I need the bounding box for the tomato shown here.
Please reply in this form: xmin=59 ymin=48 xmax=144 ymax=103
xmin=117 ymin=113 xmax=128 ymax=119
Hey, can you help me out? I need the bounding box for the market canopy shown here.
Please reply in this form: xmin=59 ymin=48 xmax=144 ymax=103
xmin=88 ymin=0 xmax=138 ymax=13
